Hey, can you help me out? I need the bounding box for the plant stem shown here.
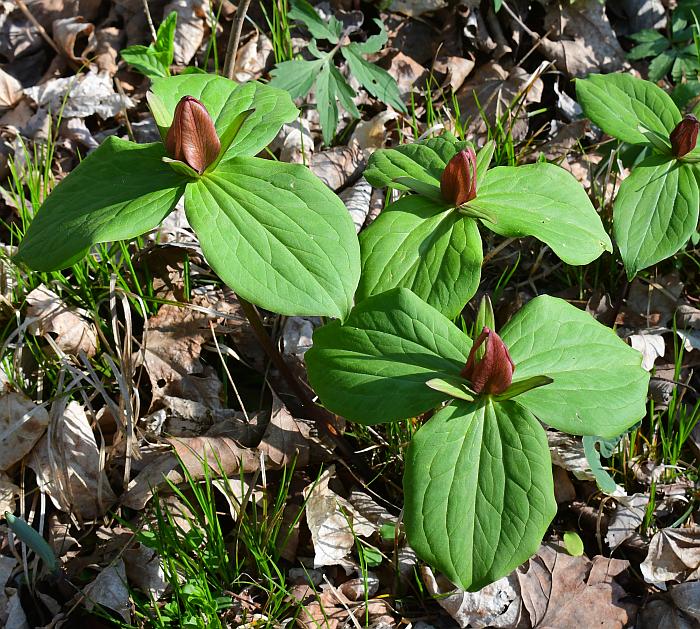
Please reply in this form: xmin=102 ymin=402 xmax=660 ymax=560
xmin=236 ymin=296 xmax=316 ymax=409
xmin=223 ymin=0 xmax=252 ymax=80
xmin=236 ymin=297 xmax=358 ymax=460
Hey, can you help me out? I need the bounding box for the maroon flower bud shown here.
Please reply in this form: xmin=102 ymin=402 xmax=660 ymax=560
xmin=460 ymin=327 xmax=515 ymax=395
xmin=670 ymin=114 xmax=699 ymax=158
xmin=165 ymin=96 xmax=221 ymax=174
xmin=440 ymin=148 xmax=477 ymax=206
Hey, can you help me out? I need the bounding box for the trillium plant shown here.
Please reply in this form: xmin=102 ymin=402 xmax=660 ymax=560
xmin=17 ymin=71 xmax=650 ymax=593
xmin=576 ymin=72 xmax=700 ymax=278
xmin=305 ymin=289 xmax=649 ymax=590
xmin=17 ymin=74 xmax=360 ymax=318
xmin=359 ymin=134 xmax=613 ymax=317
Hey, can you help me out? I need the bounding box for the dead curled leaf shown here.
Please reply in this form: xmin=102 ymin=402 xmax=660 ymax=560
xmin=28 ymin=401 xmax=117 ymax=519
xmin=641 ymin=527 xmax=700 ymax=583
xmin=309 ymin=143 xmax=367 ymax=191
xmin=0 ymin=68 xmax=22 ymax=110
xmin=24 ymin=70 xmax=134 ymax=120
xmin=26 ymin=284 xmax=98 ymax=357
xmin=517 ymin=544 xmax=635 ymax=628
xmin=303 ymin=465 xmax=375 ymax=570
xmin=421 ymin=565 xmax=521 ymax=628
xmin=0 ymin=391 xmax=50 ymax=471
xmin=538 ymin=0 xmax=626 ymax=77
xmin=52 ymin=16 xmax=95 ymax=63
xmin=83 ymin=559 xmax=130 ymax=622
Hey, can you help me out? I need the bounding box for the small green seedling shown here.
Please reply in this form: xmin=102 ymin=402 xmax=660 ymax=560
xmin=121 ymin=11 xmax=178 ymax=79
xmin=16 ymin=74 xmax=360 ymax=318
xmin=576 ymin=72 xmax=700 ymax=278
xmin=627 ymin=1 xmax=700 ymax=84
xmin=306 ymin=288 xmax=649 ymax=590
xmin=359 ymin=134 xmax=612 ymax=318
xmin=269 ymin=0 xmax=405 ymax=145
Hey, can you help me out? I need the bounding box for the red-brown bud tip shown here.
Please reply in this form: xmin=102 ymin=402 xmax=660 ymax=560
xmin=670 ymin=114 xmax=699 ymax=158
xmin=440 ymin=148 xmax=478 ymax=206
xmin=165 ymin=96 xmax=221 ymax=174
xmin=460 ymin=327 xmax=515 ymax=395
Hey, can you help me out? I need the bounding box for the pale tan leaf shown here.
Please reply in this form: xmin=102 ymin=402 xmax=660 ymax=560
xmin=629 ymin=334 xmax=665 ymax=371
xmin=0 ymin=69 xmax=22 ymax=110
xmin=641 ymin=527 xmax=700 ymax=583
xmin=0 ymin=392 xmax=49 ymax=471
xmin=28 ymin=402 xmax=116 ymax=519
xmin=303 ymin=466 xmax=375 ymax=569
xmin=52 ymin=17 xmax=95 ymax=63
xmin=422 ymin=565 xmax=522 ymax=628
xmin=26 ymin=284 xmax=98 ymax=357
xmin=0 ymin=473 xmax=18 ymax=514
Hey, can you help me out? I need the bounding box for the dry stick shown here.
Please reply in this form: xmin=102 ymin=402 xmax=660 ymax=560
xmin=13 ymin=0 xmax=79 ymax=70
xmin=142 ymin=0 xmax=158 ymax=44
xmin=237 ymin=297 xmax=357 ymax=460
xmin=223 ymin=0 xmax=253 ymax=79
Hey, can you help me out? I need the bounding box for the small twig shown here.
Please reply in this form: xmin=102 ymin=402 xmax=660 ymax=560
xmin=223 ymin=0 xmax=253 ymax=80
xmin=13 ymin=0 xmax=79 ymax=70
xmin=142 ymin=0 xmax=158 ymax=43
xmin=236 ymin=296 xmax=316 ymax=409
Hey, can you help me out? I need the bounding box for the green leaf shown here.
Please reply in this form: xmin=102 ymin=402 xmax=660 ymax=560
xmin=121 ymin=44 xmax=170 ymax=79
xmin=357 ymin=195 xmax=483 ymax=318
xmin=288 ymin=0 xmax=342 ymax=43
xmin=315 ymin=63 xmax=336 ymax=145
xmin=269 ymin=58 xmax=325 ymax=100
xmin=149 ymin=75 xmax=298 ymax=158
xmin=331 ymin=64 xmax=360 ymax=118
xmin=476 ymin=140 xmax=495 ymax=188
xmin=404 ymin=398 xmax=556 ymax=591
xmin=626 ymin=30 xmax=669 ymax=60
xmin=425 ymin=376 xmax=475 ymax=402
xmin=364 ymin=135 xmax=471 ymax=189
xmin=575 ymin=72 xmax=681 ymax=145
xmin=17 ymin=137 xmax=187 ymax=270
xmin=613 ymin=156 xmax=699 ymax=278
xmin=494 ymin=375 xmax=553 ymax=401
xmin=120 ymin=11 xmax=177 ymax=78
xmin=474 ymin=163 xmax=612 ymax=265
xmin=185 ymin=157 xmax=359 ymax=318
xmin=649 ymin=50 xmax=676 ymax=82
xmin=583 ymin=435 xmax=619 ymax=494
xmin=314 ymin=61 xmax=360 ymax=145
xmin=500 ymin=295 xmax=650 ymax=438
xmin=305 ymin=288 xmax=472 ymax=424
xmin=563 ymin=531 xmax=584 ymax=556
xmin=353 ymin=18 xmax=389 ymax=54
xmin=341 ymin=45 xmax=406 ymax=113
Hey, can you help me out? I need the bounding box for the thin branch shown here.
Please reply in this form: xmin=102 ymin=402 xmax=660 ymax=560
xmin=142 ymin=0 xmax=158 ymax=43
xmin=223 ymin=0 xmax=252 ymax=80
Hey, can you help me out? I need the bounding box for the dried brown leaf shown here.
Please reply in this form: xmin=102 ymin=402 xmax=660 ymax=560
xmin=304 ymin=466 xmax=375 ymax=569
xmin=52 ymin=17 xmax=95 ymax=63
xmin=422 ymin=565 xmax=522 ymax=628
xmin=539 ymin=0 xmax=626 ymax=77
xmin=0 ymin=69 xmax=22 ymax=110
xmin=641 ymin=527 xmax=700 ymax=583
xmin=0 ymin=392 xmax=49 ymax=471
xmin=28 ymin=401 xmax=117 ymax=519
xmin=309 ymin=143 xmax=366 ymax=191
xmin=517 ymin=544 xmax=633 ymax=628
xmin=26 ymin=284 xmax=98 ymax=357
